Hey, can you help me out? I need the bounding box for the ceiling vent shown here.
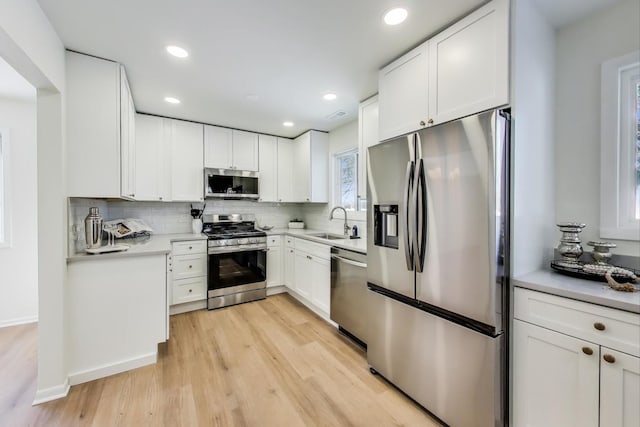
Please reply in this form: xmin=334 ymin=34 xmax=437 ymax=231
xmin=326 ymin=110 xmax=348 ymax=120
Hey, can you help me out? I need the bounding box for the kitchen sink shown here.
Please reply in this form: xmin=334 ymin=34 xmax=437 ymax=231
xmin=308 ymin=232 xmax=347 ymax=240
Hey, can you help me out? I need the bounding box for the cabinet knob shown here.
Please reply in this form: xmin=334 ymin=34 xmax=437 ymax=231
xmin=603 ymin=354 xmax=616 ymax=364
xmin=188 ymin=265 xmax=193 ymax=269
xmin=279 ymin=199 xmax=282 ymax=202
xmin=189 ymin=289 xmax=193 ymax=293
xmin=307 ymin=255 xmax=312 ymax=260
xmin=582 ymin=347 xmax=594 ymax=356
xmin=593 ymin=322 xmax=606 ymax=331
xmin=129 ymin=193 xmax=135 ymax=197
xmin=189 ymin=246 xmax=193 ymax=250
xmin=427 ymin=118 xmax=434 ymax=125
xmin=306 ymin=198 xmax=310 ymax=201
xmin=419 ymin=120 xmax=426 ymax=126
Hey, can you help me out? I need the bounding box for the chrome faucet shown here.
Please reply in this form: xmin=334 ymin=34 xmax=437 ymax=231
xmin=329 ymin=206 xmax=351 ymax=236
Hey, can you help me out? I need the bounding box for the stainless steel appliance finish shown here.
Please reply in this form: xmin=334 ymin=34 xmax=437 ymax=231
xmin=84 ymin=207 xmax=103 ymax=249
xmin=330 ymin=247 xmax=368 ymax=345
xmin=205 ymin=168 xmax=259 ymax=199
xmin=203 ymin=214 xmax=268 ymax=310
xmin=367 ymin=109 xmax=510 ymax=427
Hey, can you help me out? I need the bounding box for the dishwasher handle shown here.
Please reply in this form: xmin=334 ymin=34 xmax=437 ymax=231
xmin=331 ymin=254 xmax=367 ymax=269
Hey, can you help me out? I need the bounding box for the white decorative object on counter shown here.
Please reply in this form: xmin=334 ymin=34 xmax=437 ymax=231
xmin=191 ymin=218 xmax=202 ymax=234
xmin=85 ymin=244 xmax=129 ymax=254
xmin=288 ymin=221 xmax=304 ymax=229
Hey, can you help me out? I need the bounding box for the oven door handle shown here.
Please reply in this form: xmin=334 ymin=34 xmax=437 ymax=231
xmin=208 ymin=246 xmax=268 ymax=255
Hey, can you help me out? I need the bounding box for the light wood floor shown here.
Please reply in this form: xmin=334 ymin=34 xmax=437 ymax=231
xmin=1 ymin=293 xmax=440 ymax=426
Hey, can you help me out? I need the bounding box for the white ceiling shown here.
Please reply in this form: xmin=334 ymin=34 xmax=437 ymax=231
xmin=36 ymin=0 xmax=485 ymax=137
xmin=35 ymin=0 xmax=622 ymax=138
xmin=0 ymin=56 xmax=35 ymax=101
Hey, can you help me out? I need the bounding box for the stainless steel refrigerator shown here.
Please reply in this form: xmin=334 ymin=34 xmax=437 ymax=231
xmin=366 ymin=109 xmax=510 ymax=427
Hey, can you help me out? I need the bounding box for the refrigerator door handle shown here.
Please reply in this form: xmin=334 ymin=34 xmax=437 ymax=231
xmin=404 ymin=160 xmax=415 ymax=270
xmin=414 ymin=158 xmax=427 ymax=272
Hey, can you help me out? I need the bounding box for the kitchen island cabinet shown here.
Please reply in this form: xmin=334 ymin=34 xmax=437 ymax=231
xmin=513 ymin=287 xmax=640 ymax=427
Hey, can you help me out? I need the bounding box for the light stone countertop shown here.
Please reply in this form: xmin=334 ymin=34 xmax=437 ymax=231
xmin=67 ymin=233 xmax=207 ymax=263
xmin=265 ymin=228 xmax=367 ymax=254
xmin=513 ymin=269 xmax=640 ymax=314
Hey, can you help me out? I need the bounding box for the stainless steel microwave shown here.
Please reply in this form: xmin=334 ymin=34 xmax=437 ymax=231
xmin=205 ymin=168 xmax=259 ymax=199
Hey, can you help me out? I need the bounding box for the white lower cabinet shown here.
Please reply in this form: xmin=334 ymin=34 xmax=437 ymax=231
xmin=283 ymin=237 xmax=296 ymax=289
xmin=170 ymin=240 xmax=207 ymax=309
xmin=266 ymin=235 xmax=283 ymax=288
xmin=291 ymin=237 xmax=331 ymax=317
xmin=513 ymin=288 xmax=640 ymax=427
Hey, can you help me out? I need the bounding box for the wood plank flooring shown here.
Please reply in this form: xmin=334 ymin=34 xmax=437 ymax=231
xmin=0 ymin=293 xmax=440 ymax=426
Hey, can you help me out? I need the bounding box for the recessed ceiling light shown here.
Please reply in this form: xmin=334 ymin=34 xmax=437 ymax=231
xmin=384 ymin=8 xmax=408 ymax=25
xmin=323 ymin=93 xmax=337 ymax=101
xmin=165 ymin=96 xmax=181 ymax=104
xmin=166 ymin=45 xmax=189 ymax=58
xmin=283 ymin=121 xmax=294 ymax=127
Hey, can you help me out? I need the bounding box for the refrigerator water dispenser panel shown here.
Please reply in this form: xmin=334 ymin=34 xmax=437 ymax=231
xmin=374 ymin=204 xmax=399 ymax=249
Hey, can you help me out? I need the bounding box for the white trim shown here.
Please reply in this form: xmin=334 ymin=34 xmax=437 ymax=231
xmin=68 ymin=351 xmax=158 ymax=386
xmin=266 ymin=285 xmax=287 ymax=296
xmin=600 ymin=50 xmax=640 ymax=241
xmin=33 ymin=379 xmax=70 ymax=405
xmin=0 ymin=315 xmax=38 ymax=328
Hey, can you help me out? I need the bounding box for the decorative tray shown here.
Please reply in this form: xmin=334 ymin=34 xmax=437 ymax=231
xmin=85 ymin=244 xmax=130 ymax=254
xmin=550 ymin=260 xmax=639 ymax=284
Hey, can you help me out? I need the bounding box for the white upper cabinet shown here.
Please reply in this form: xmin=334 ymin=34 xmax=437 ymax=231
xmin=428 ymin=0 xmax=509 ymax=125
xmin=204 ymin=125 xmax=258 ymax=171
xmin=277 ymin=138 xmax=295 ymax=202
xmin=358 ymin=95 xmax=379 ymax=200
xmin=134 ymin=114 xmax=170 ymax=201
xmin=120 ymin=66 xmax=136 ymax=200
xmin=378 ymin=0 xmax=509 ymax=141
xmin=66 ymin=51 xmax=134 ymax=198
xmin=292 ymin=130 xmax=328 ymax=203
xmin=378 ymin=43 xmax=430 ymax=142
xmin=258 ymin=134 xmax=278 ymax=202
xmin=170 ymin=119 xmax=204 ymax=201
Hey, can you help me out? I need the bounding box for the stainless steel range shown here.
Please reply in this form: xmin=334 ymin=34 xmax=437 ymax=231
xmin=202 ymin=214 xmax=267 ymax=309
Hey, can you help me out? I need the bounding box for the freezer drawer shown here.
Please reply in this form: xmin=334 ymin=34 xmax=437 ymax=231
xmin=367 ymin=289 xmax=504 ymax=427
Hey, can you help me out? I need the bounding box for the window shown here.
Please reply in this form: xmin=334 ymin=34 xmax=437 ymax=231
xmin=600 ymin=51 xmax=640 ymax=240
xmin=333 ymin=149 xmax=358 ymax=211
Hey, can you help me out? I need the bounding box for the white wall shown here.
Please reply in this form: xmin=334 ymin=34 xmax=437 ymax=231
xmin=0 ymin=97 xmax=38 ymax=327
xmin=555 ymin=0 xmax=640 ymax=256
xmin=510 ymin=0 xmax=557 ymax=276
xmin=0 ymin=0 xmax=68 ymax=403
xmin=302 ymin=119 xmax=367 ymax=237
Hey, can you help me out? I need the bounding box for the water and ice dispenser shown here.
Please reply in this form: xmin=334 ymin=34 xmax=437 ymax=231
xmin=373 ymin=204 xmax=399 ymax=249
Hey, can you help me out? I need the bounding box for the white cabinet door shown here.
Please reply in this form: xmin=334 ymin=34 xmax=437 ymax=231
xmin=277 ymin=138 xmax=294 ymax=202
xmin=66 ymin=51 xmax=122 ymax=198
xmin=266 ymin=246 xmax=282 ymax=288
xmin=309 ymin=131 xmax=329 ymax=203
xmin=310 ymin=255 xmax=330 ymax=315
xmin=600 ymin=348 xmax=640 ymax=427
xmin=358 ymin=95 xmax=379 ymax=200
xmin=428 ymin=0 xmax=509 ymax=125
xmin=232 ymin=130 xmax=259 ymax=171
xmin=283 ymin=246 xmax=295 ymax=289
xmin=204 ymin=125 xmax=232 ymax=169
xmin=258 ymin=135 xmax=278 ymax=202
xmin=170 ymin=120 xmax=204 ymax=201
xmin=293 ymin=132 xmax=311 ymax=202
xmin=294 ymin=251 xmax=312 ymax=299
xmin=120 ymin=67 xmax=136 ymax=200
xmin=135 ymin=114 xmax=170 ymax=201
xmin=378 ymin=43 xmax=430 ymax=142
xmin=513 ymin=319 xmax=599 ymax=427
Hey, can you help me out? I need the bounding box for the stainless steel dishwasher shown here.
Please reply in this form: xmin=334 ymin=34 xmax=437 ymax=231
xmin=330 ymin=247 xmax=368 ymax=347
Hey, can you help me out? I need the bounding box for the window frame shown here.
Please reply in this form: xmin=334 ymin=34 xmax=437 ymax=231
xmin=0 ymin=128 xmax=10 ymax=247
xmin=332 ymin=148 xmax=366 ymax=221
xmin=600 ymin=50 xmax=640 ymax=241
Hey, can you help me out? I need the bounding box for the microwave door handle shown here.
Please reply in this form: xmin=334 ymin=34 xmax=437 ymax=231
xmin=414 ymin=158 xmax=427 ymax=273
xmin=404 ymin=160 xmax=415 ymax=270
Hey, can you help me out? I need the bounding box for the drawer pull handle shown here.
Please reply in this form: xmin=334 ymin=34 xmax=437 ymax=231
xmin=603 ymin=354 xmax=616 ymax=364
xmin=593 ymin=322 xmax=606 ymax=331
xmin=582 ymin=347 xmax=593 ymax=356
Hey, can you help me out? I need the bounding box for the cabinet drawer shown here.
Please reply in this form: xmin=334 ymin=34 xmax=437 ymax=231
xmin=172 ymin=254 xmax=206 ymax=280
xmin=285 ymin=236 xmax=296 ymax=248
xmin=172 ymin=276 xmax=206 ymax=305
xmin=267 ymin=235 xmax=282 ymax=247
xmin=172 ymin=240 xmax=206 ymax=256
xmin=514 ymin=288 xmax=640 ymax=357
xmin=294 ymin=237 xmax=330 ymax=260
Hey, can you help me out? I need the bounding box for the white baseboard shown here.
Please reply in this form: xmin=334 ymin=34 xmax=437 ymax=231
xmin=266 ymin=285 xmax=287 ymax=296
xmin=33 ymin=379 xmax=70 ymax=405
xmin=68 ymin=351 xmax=158 ymax=386
xmin=169 ymin=299 xmax=207 ymax=315
xmin=0 ymin=315 xmax=38 ymax=329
